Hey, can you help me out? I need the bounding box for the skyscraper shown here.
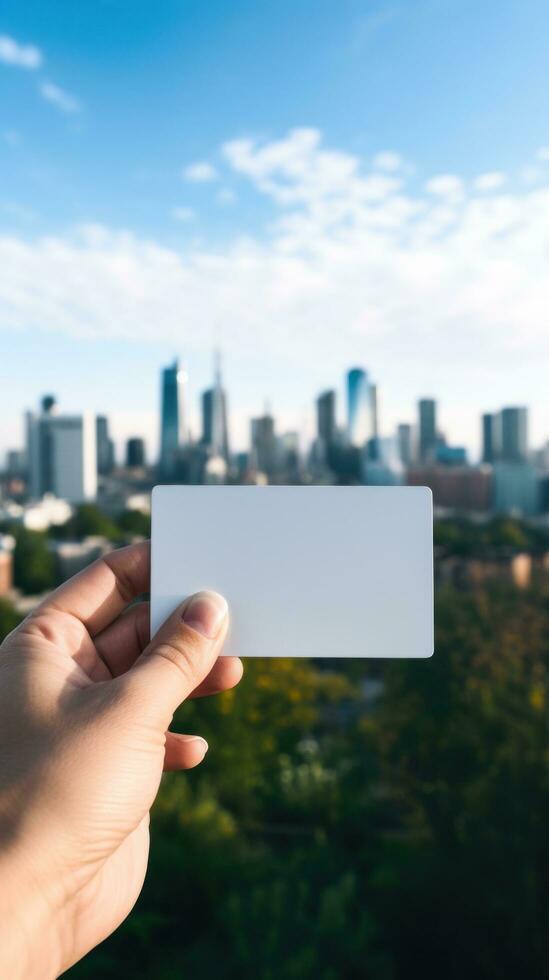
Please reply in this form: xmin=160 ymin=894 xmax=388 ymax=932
xmin=370 ymin=384 xmax=379 ymax=440
xmin=201 ymin=352 xmax=230 ymax=461
xmin=316 ymin=390 xmax=336 ymax=447
xmin=96 ymin=416 xmax=115 ymax=475
xmin=126 ymin=437 xmax=146 ymax=468
xmin=347 ymin=368 xmax=376 ymax=448
xmin=251 ymin=412 xmax=278 ymax=477
xmin=159 ymin=359 xmax=187 ymax=476
xmin=500 ymin=406 xmax=528 ymax=462
xmin=397 ymin=423 xmax=413 ymax=466
xmin=27 ymin=398 xmax=97 ymax=502
xmin=481 ymin=412 xmax=501 ymax=464
xmin=418 ymin=398 xmax=437 ymax=462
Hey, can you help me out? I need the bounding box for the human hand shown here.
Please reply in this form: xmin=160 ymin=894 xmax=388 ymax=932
xmin=0 ymin=541 xmax=242 ymax=978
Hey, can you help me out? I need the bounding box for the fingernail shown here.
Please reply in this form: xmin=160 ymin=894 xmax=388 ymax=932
xmin=185 ymin=735 xmax=209 ymax=754
xmin=182 ymin=591 xmax=227 ymax=639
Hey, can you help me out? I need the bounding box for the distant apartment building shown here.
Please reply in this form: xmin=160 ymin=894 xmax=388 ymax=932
xmin=26 ymin=396 xmax=97 ymax=503
xmin=407 ymin=465 xmax=492 ymax=512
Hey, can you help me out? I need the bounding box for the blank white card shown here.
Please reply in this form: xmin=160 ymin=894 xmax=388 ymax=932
xmin=151 ymin=485 xmax=433 ymax=658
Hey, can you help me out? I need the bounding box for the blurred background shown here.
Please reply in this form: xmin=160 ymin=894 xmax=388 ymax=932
xmin=1 ymin=1 xmax=549 ymax=976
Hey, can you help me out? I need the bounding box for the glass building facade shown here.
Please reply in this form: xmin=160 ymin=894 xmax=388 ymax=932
xmin=347 ymin=368 xmax=376 ymax=448
xmin=159 ymin=359 xmax=187 ymax=476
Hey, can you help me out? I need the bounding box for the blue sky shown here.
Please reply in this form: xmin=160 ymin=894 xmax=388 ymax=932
xmin=1 ymin=0 xmax=549 ymax=458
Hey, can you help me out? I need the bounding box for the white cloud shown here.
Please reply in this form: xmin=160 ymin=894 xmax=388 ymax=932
xmin=222 ymin=128 xmax=400 ymax=214
xmin=171 ymin=206 xmax=195 ymax=222
xmin=473 ymin=171 xmax=507 ymax=192
xmin=536 ymin=146 xmax=549 ymax=162
xmin=1 ymin=130 xmax=549 ymax=450
xmin=39 ymin=81 xmax=81 ymax=114
xmin=424 ymin=174 xmax=465 ymax=203
xmin=0 ymin=34 xmax=42 ymax=69
xmin=182 ymin=161 xmax=218 ymax=182
xmin=372 ymin=151 xmax=403 ymax=172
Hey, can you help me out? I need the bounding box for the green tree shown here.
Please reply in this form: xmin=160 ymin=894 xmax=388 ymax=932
xmin=58 ymin=504 xmax=121 ymax=542
xmin=0 ymin=598 xmax=22 ymax=642
xmin=373 ymin=585 xmax=549 ymax=978
xmin=116 ymin=509 xmax=151 ymax=537
xmin=12 ymin=528 xmax=56 ymax=594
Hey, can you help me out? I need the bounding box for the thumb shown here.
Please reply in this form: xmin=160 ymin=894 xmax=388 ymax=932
xmin=117 ymin=590 xmax=228 ymax=729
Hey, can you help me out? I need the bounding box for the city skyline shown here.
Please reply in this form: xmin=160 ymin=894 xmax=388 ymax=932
xmin=5 ymin=352 xmax=548 ymax=473
xmin=8 ymin=356 xmax=546 ymax=518
xmin=1 ymin=1 xmax=549 ymax=460
xmin=14 ymin=355 xmax=543 ymax=472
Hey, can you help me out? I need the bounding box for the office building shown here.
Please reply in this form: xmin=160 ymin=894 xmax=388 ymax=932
xmin=347 ymin=368 xmax=376 ymax=448
xmin=418 ymin=399 xmax=437 ymax=462
xmin=397 ymin=423 xmax=413 ymax=466
xmin=481 ymin=412 xmax=501 ymax=464
xmin=251 ymin=413 xmax=278 ymax=477
xmin=201 ymin=353 xmax=230 ymax=462
xmin=493 ymin=462 xmax=538 ymax=516
xmin=27 ymin=398 xmax=97 ymax=503
xmin=96 ymin=416 xmax=115 ymax=475
xmin=500 ymin=407 xmax=528 ymax=462
xmin=317 ymin=390 xmax=336 ymax=447
xmin=126 ymin=437 xmax=146 ymax=468
xmin=159 ymin=359 xmax=187 ymax=476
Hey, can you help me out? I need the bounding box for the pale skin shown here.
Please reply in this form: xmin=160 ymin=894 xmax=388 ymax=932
xmin=0 ymin=541 xmax=242 ymax=978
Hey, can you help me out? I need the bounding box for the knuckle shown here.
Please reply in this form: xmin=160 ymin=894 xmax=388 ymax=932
xmin=152 ymin=628 xmax=211 ymax=685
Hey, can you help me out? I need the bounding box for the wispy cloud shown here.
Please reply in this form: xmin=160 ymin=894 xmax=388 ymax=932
xmin=372 ymin=151 xmax=403 ymax=172
xmin=222 ymin=128 xmax=400 ymax=208
xmin=473 ymin=171 xmax=507 ymax=192
xmin=182 ymin=161 xmax=218 ymax=182
xmin=39 ymin=80 xmax=81 ymax=114
xmin=0 ymin=34 xmax=42 ymax=69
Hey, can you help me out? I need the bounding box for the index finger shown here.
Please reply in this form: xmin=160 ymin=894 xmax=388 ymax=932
xmin=37 ymin=540 xmax=150 ymax=635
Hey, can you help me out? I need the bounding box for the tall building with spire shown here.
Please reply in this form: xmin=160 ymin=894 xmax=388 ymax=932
xmin=201 ymin=351 xmax=230 ymax=462
xmin=159 ymin=359 xmax=188 ymax=477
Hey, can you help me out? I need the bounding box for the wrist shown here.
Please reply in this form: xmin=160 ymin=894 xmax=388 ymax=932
xmin=0 ymin=844 xmax=65 ymax=980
